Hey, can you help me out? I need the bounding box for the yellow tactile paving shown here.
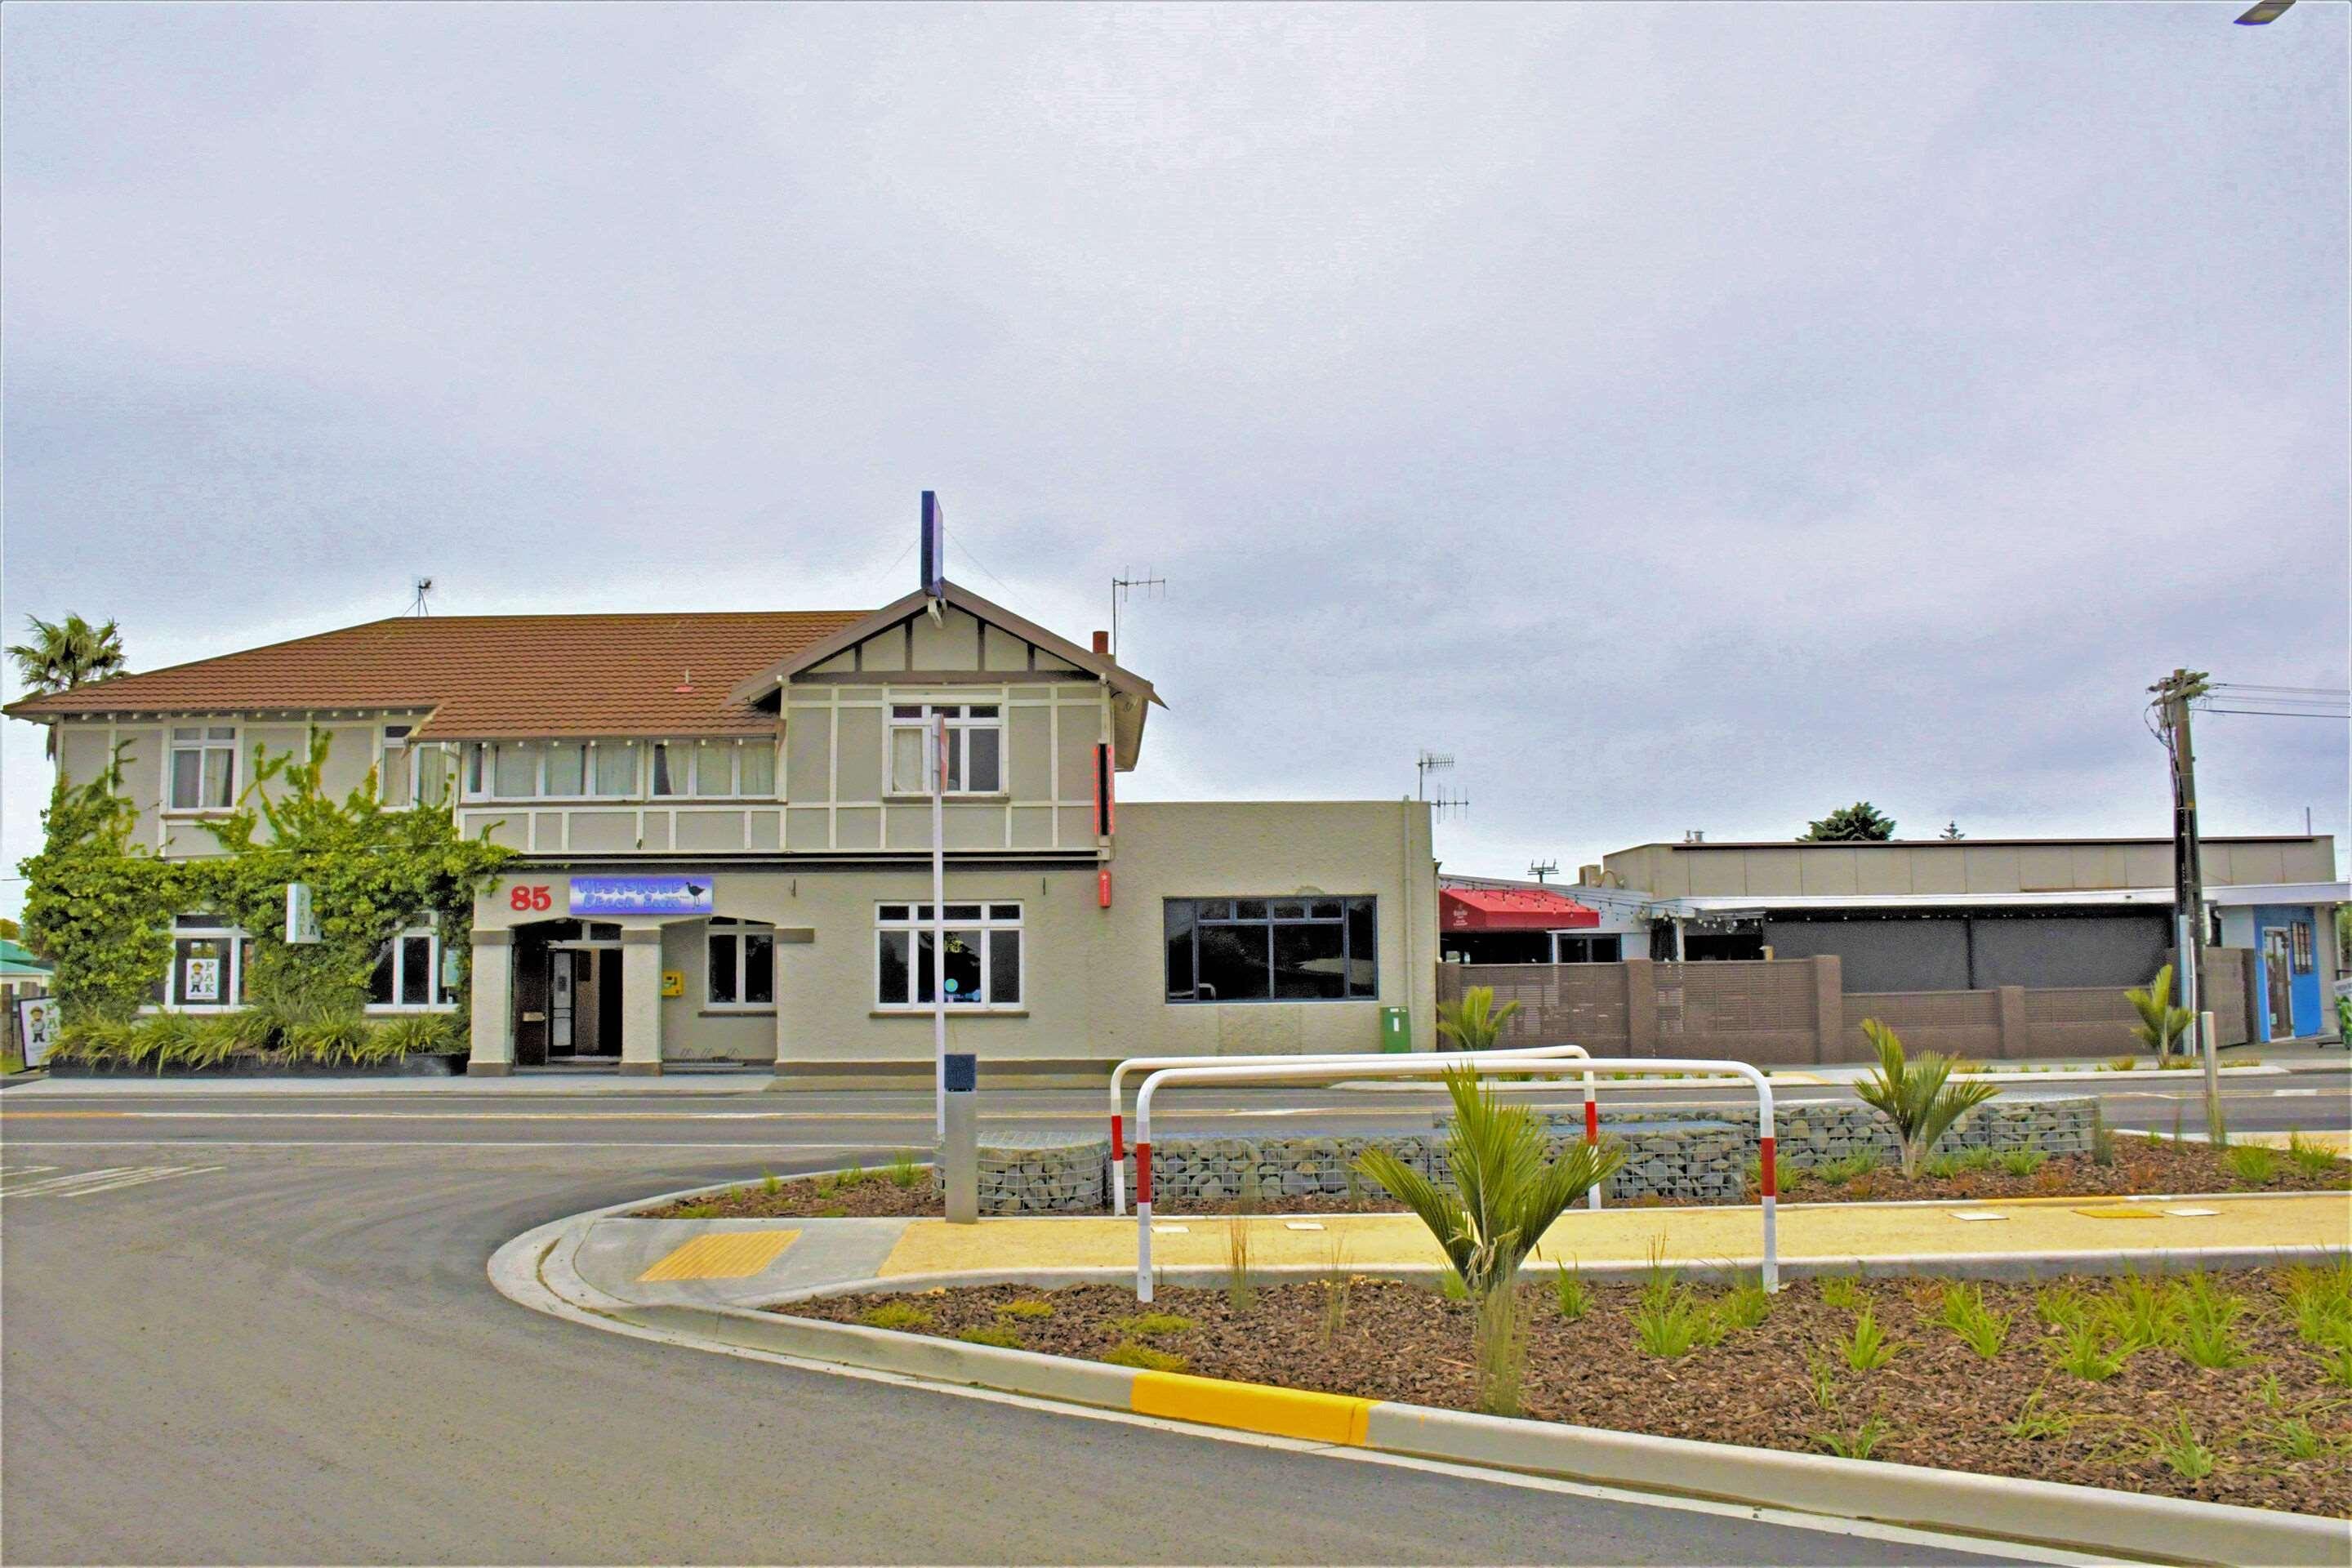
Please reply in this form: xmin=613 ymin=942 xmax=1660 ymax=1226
xmin=874 ymin=1192 xmax=2352 ymax=1278
xmin=638 ymin=1229 xmax=799 ymax=1282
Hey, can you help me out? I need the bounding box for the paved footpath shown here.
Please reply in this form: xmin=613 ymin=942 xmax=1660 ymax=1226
xmin=572 ymin=1187 xmax=2352 ymax=1312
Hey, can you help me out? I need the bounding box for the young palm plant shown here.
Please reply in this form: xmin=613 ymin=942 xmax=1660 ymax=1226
xmin=1434 ymin=986 xmax=1522 ymax=1053
xmin=2124 ymin=964 xmax=2193 ymax=1062
xmin=1854 ymin=1020 xmax=2001 ymax=1178
xmin=1356 ymin=1065 xmax=1621 ymax=1414
xmin=1356 ymin=1065 xmax=1622 ymax=1298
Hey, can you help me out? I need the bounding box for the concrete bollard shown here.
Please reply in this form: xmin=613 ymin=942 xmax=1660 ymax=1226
xmin=944 ymin=1052 xmax=978 ymax=1224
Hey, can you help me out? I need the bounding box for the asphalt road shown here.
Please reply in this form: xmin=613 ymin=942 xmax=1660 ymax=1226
xmin=4 ymin=1071 xmax=2341 ymax=1565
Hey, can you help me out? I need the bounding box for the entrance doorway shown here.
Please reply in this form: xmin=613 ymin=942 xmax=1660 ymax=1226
xmin=510 ymin=920 xmax=625 ymax=1066
xmin=547 ymin=947 xmax=621 ymax=1058
xmin=2261 ymin=927 xmax=2295 ymax=1040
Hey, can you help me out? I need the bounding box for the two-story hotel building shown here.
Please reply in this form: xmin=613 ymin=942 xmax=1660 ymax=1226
xmin=7 ymin=581 xmax=1437 ymax=1080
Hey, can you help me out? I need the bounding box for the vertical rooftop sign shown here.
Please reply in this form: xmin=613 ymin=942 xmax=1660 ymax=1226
xmin=920 ymin=491 xmax=945 ymax=599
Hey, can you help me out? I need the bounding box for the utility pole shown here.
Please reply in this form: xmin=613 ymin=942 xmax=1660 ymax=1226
xmin=2152 ymin=667 xmax=2221 ymax=1139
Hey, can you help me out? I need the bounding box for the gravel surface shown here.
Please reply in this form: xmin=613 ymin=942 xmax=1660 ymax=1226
xmin=786 ymin=1266 xmax=2352 ymax=1517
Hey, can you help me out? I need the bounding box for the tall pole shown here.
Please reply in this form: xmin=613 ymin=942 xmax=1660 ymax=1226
xmin=2155 ymin=668 xmax=2222 ymax=1140
xmin=932 ymin=711 xmax=948 ymax=1142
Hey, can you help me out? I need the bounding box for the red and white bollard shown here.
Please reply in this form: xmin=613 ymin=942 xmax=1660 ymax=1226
xmin=1134 ymin=1142 xmax=1156 ymax=1302
xmin=1758 ymin=1133 xmax=1779 ymax=1293
xmin=1584 ymin=1071 xmax=1602 ymax=1210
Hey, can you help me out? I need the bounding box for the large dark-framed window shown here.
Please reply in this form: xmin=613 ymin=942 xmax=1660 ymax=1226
xmin=1165 ymin=897 xmax=1376 ymax=1003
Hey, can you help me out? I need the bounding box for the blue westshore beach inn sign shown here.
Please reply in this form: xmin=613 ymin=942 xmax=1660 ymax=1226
xmin=568 ymin=875 xmax=715 ymax=916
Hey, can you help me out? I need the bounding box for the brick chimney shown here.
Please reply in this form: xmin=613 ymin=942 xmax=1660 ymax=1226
xmin=1091 ymin=630 xmax=1111 ymax=657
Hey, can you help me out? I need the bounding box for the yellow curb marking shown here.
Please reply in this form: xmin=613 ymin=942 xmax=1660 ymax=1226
xmin=2073 ymin=1205 xmax=2168 ymax=1219
xmin=638 ymin=1230 xmax=798 ymax=1282
xmin=1130 ymin=1369 xmax=1371 ymax=1446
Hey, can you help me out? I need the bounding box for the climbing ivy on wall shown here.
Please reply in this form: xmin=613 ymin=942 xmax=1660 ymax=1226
xmin=20 ymin=732 xmax=514 ymax=1031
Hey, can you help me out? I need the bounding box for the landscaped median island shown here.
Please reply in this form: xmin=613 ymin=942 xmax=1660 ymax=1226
xmin=780 ymin=1263 xmax=2352 ymax=1517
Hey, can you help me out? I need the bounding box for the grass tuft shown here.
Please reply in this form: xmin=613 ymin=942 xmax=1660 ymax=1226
xmin=1812 ymin=1417 xmax=1890 ymax=1461
xmin=2223 ymin=1143 xmax=2278 ymax=1184
xmin=1552 ymin=1262 xmax=1592 ymax=1322
xmin=1713 ymin=1274 xmax=1771 ymax=1334
xmin=858 ymin=1302 xmax=933 ymax=1330
xmin=999 ymin=1298 xmax=1054 ymax=1320
xmin=2146 ymin=1413 xmax=2216 ymax=1481
xmin=887 ymin=1150 xmax=925 ymax=1188
xmin=956 ymin=1324 xmax=1024 ymax=1348
xmin=2003 ymin=1392 xmax=2078 ymax=1441
xmin=1819 ymin=1273 xmax=1864 ymax=1313
xmin=1937 ymin=1281 xmax=2011 ymax=1360
xmin=1107 ymin=1312 xmax=1196 ymax=1339
xmin=2054 ymin=1321 xmax=2126 ymax=1382
xmin=1104 ymin=1342 xmax=1188 ymax=1373
xmin=1997 ymin=1149 xmax=2047 ymax=1178
xmin=1838 ymin=1305 xmax=1900 ymax=1372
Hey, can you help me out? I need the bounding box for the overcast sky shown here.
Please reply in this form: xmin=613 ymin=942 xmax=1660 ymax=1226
xmin=4 ymin=3 xmax=2345 ymax=916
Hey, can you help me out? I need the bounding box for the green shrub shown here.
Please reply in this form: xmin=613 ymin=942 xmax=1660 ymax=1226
xmin=2090 ymin=1115 xmax=2117 ymax=1167
xmin=999 ymin=1298 xmax=1054 ymax=1320
xmin=1104 ymin=1342 xmax=1187 ymax=1373
xmin=2094 ymin=1271 xmax=2176 ymax=1354
xmin=1997 ymin=1149 xmax=2046 ymax=1177
xmin=887 ymin=1150 xmax=925 ymax=1188
xmin=1434 ymin=985 xmax=1521 ymax=1051
xmin=2125 ymin=965 xmax=2194 ymax=1060
xmin=370 ymin=1012 xmax=460 ymax=1058
xmin=1813 ymin=1151 xmax=1882 ymax=1187
xmin=1819 ymin=1274 xmax=1864 ymax=1312
xmin=2261 ymin=1417 xmax=2324 ymax=1461
xmin=1633 ymin=1287 xmax=1713 ymax=1359
xmin=2035 ymin=1281 xmax=2088 ymax=1331
xmin=858 ymin=1302 xmax=933 ymax=1330
xmin=285 ymin=1012 xmax=375 ymax=1066
xmin=1920 ymin=1152 xmax=1962 ymax=1180
xmin=1107 ymin=1312 xmax=1195 ymax=1340
xmin=1714 ymin=1276 xmax=1772 ymax=1333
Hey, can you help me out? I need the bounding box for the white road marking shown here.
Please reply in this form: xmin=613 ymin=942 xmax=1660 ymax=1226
xmin=1 ymin=1164 xmax=224 ymax=1199
xmin=2273 ymin=1088 xmax=2320 ymax=1097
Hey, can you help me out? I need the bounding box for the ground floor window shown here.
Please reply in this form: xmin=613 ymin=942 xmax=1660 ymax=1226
xmin=1552 ymin=934 xmax=1622 ymax=964
xmin=707 ymin=918 xmax=776 ymax=1009
xmin=156 ymin=915 xmax=252 ymax=1009
xmin=368 ymin=923 xmax=457 ymax=1011
xmin=875 ymin=902 xmax=1022 ymax=1008
xmin=1165 ymin=897 xmax=1376 ymax=1002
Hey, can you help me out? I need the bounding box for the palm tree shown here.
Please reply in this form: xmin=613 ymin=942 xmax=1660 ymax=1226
xmin=1435 ymin=985 xmax=1521 ymax=1051
xmin=9 ymin=613 xmax=126 ymax=697
xmin=8 ymin=615 xmax=125 ymax=756
xmin=1854 ymin=1019 xmax=2000 ymax=1178
xmin=2124 ymin=964 xmax=2194 ymax=1061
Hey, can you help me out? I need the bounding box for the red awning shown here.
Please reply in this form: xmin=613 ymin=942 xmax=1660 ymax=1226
xmin=1440 ymin=887 xmax=1601 ymax=932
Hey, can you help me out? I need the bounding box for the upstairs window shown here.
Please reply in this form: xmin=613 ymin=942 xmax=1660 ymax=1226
xmin=380 ymin=725 xmax=449 ymax=809
xmin=462 ymin=741 xmax=641 ymax=800
xmin=707 ymin=917 xmax=776 ymax=1009
xmin=650 ymin=739 xmax=775 ymax=799
xmin=888 ymin=704 xmax=1001 ymax=795
xmin=1165 ymin=897 xmax=1378 ymax=1003
xmin=168 ymin=726 xmax=238 ymax=811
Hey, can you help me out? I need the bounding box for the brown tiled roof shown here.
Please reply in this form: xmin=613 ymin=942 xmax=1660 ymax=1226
xmin=2 ymin=612 xmax=868 ymax=738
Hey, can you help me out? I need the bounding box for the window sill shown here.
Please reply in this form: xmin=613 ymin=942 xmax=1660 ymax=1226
xmin=870 ymin=1008 xmax=1028 ymax=1018
xmin=699 ymin=1007 xmax=776 ymax=1018
xmin=365 ymin=1004 xmax=460 ymax=1015
xmin=160 ymin=808 xmax=237 ymax=820
xmin=883 ymin=793 xmax=1011 ymax=804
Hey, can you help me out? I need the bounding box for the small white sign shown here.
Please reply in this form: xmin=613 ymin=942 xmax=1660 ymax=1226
xmin=285 ymin=883 xmax=320 ymax=945
xmin=1283 ymin=1221 xmax=1326 ymax=1232
xmin=183 ymin=958 xmax=222 ymax=1003
xmin=1150 ymin=1223 xmax=1188 ymax=1235
xmin=1949 ymin=1210 xmax=2007 ymax=1222
xmin=16 ymin=996 xmax=57 ymax=1067
xmin=2164 ymin=1207 xmax=2221 ymax=1218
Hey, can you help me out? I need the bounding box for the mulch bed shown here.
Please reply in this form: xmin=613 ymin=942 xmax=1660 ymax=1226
xmin=783 ymin=1268 xmax=2352 ymax=1517
xmin=639 ymin=1134 xmax=2344 ymax=1220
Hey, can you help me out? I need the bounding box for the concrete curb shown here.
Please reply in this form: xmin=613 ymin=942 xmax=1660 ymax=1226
xmin=493 ymin=1191 xmax=2350 ymax=1566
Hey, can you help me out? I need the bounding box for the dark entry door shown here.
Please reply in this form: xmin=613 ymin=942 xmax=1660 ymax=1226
xmin=2262 ymin=928 xmax=2295 ymax=1040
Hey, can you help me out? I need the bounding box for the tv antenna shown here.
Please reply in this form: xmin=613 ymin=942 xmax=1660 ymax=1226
xmin=1528 ymin=859 xmax=1558 ymax=884
xmin=1110 ymin=571 xmax=1165 ymax=659
xmin=1414 ymin=749 xmax=1454 ymax=802
xmin=408 ymin=577 xmax=434 ymax=617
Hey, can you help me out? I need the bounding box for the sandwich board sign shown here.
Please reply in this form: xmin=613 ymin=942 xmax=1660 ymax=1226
xmin=17 ymin=996 xmax=58 ymax=1068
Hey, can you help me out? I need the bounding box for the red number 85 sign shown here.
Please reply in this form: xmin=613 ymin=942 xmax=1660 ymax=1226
xmin=508 ymin=884 xmax=554 ymax=912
